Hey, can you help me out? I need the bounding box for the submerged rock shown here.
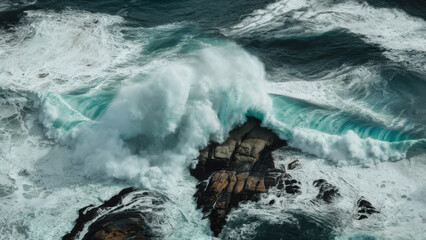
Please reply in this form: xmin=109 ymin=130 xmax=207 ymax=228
xmin=63 ymin=188 xmax=161 ymax=240
xmin=282 ymin=173 xmax=301 ymax=194
xmin=191 ymin=117 xmax=288 ymax=236
xmin=357 ymin=197 xmax=380 ymax=220
xmin=82 ymin=211 xmax=149 ymax=240
xmin=287 ymin=159 xmax=301 ymax=170
xmin=313 ymin=179 xmax=341 ymax=203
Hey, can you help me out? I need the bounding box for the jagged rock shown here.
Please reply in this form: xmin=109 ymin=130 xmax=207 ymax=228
xmin=191 ymin=117 xmax=287 ymax=236
xmin=283 ymin=173 xmax=301 ymax=194
xmin=234 ymin=138 xmax=267 ymax=163
xmin=63 ymin=188 xmax=160 ymax=240
xmin=83 ymin=212 xmax=149 ymax=240
xmin=214 ymin=139 xmax=237 ymax=159
xmin=264 ymin=169 xmax=285 ymax=188
xmin=357 ymin=197 xmax=380 ymax=220
xmin=313 ymin=179 xmax=341 ymax=203
xmin=287 ymin=159 xmax=301 ymax=170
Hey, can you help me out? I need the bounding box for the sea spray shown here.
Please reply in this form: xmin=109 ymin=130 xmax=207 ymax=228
xmin=0 ymin=10 xmax=139 ymax=92
xmin=264 ymin=117 xmax=422 ymax=165
xmin=1 ymin=2 xmax=425 ymax=238
xmin=41 ymin=45 xmax=272 ymax=188
xmin=226 ymin=0 xmax=426 ymax=71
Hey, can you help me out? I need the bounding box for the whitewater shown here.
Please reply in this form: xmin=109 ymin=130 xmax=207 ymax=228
xmin=0 ymin=0 xmax=425 ymax=239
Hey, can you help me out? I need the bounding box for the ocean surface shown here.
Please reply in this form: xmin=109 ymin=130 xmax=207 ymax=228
xmin=0 ymin=0 xmax=425 ymax=239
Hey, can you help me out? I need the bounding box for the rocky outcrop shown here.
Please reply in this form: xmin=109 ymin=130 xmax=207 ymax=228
xmin=64 ymin=117 xmax=379 ymax=239
xmin=313 ymin=179 xmax=341 ymax=203
xmin=287 ymin=159 xmax=301 ymax=170
xmin=279 ymin=173 xmax=301 ymax=194
xmin=357 ymin=197 xmax=379 ymax=220
xmin=63 ymin=188 xmax=160 ymax=240
xmin=191 ymin=117 xmax=290 ymax=236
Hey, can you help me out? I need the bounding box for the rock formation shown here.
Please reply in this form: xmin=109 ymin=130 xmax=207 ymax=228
xmin=191 ymin=117 xmax=295 ymax=236
xmin=64 ymin=117 xmax=379 ymax=239
xmin=287 ymin=159 xmax=301 ymax=170
xmin=63 ymin=188 xmax=160 ymax=240
xmin=357 ymin=197 xmax=380 ymax=220
xmin=313 ymin=179 xmax=341 ymax=203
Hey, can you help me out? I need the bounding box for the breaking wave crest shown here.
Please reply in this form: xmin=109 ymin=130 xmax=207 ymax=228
xmin=0 ymin=4 xmax=425 ymax=239
xmin=38 ymin=44 xmax=423 ymax=185
xmin=40 ymin=44 xmax=271 ymax=188
xmin=226 ymin=0 xmax=426 ymax=72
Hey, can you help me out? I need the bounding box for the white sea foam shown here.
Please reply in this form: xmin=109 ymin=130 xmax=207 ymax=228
xmin=264 ymin=117 xmax=419 ymax=166
xmin=43 ymin=45 xmax=272 ymax=189
xmin=0 ymin=0 xmax=36 ymax=12
xmin=266 ymin=65 xmax=423 ymax=136
xmin=222 ymin=148 xmax=426 ymax=239
xmin=0 ymin=10 xmax=140 ymax=92
xmin=0 ymin=100 xmax=128 ymax=240
xmin=288 ymin=128 xmax=414 ymax=165
xmin=36 ymin=36 xmax=420 ymax=185
xmin=227 ymin=0 xmax=426 ymax=71
xmin=1 ymin=6 xmax=424 ymax=240
xmin=33 ymin=43 xmax=270 ymax=239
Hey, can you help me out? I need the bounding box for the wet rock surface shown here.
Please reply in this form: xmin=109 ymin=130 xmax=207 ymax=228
xmin=281 ymin=173 xmax=302 ymax=194
xmin=357 ymin=197 xmax=380 ymax=220
xmin=64 ymin=117 xmax=380 ymax=239
xmin=287 ymin=159 xmax=301 ymax=170
xmin=63 ymin=188 xmax=161 ymax=240
xmin=191 ymin=117 xmax=289 ymax=236
xmin=313 ymin=179 xmax=341 ymax=203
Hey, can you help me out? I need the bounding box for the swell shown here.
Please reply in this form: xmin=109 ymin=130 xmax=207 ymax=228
xmin=269 ymin=94 xmax=416 ymax=142
xmin=237 ymin=29 xmax=387 ymax=76
xmin=38 ymin=46 xmax=424 ymax=174
xmin=11 ymin=10 xmax=418 ymax=179
xmin=226 ymin=0 xmax=426 ymax=73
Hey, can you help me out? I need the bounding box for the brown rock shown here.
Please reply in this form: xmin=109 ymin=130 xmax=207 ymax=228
xmin=83 ymin=212 xmax=148 ymax=240
xmin=234 ymin=172 xmax=249 ymax=194
xmin=214 ymin=139 xmax=237 ymax=159
xmin=237 ymin=139 xmax=266 ymax=157
xmin=245 ymin=126 xmax=277 ymax=146
xmin=211 ymin=171 xmax=229 ymax=194
xmin=226 ymin=173 xmax=237 ymax=193
xmin=63 ymin=188 xmax=157 ymax=240
xmin=245 ymin=176 xmax=260 ymax=192
xmin=191 ymin=117 xmax=288 ymax=236
xmin=255 ymin=178 xmax=267 ymax=193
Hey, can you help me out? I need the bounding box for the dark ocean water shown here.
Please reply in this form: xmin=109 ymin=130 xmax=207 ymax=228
xmin=0 ymin=0 xmax=425 ymax=239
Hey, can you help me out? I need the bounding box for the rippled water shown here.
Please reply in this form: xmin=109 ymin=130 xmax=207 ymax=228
xmin=0 ymin=0 xmax=425 ymax=239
